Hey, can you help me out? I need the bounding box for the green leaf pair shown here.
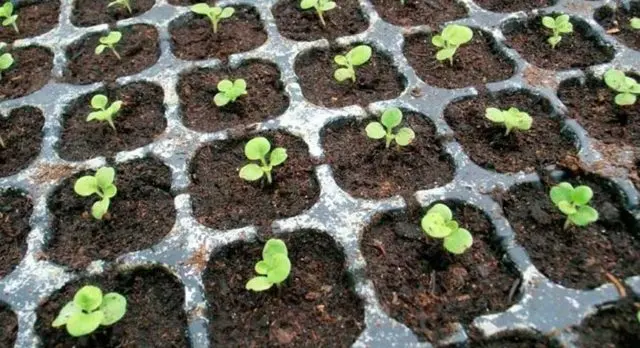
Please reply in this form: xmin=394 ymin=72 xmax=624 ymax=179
xmin=365 ymin=107 xmax=415 ymax=148
xmin=333 ymin=45 xmax=372 ymax=83
xmin=74 ymin=167 xmax=118 ymax=220
xmin=485 ymin=107 xmax=533 ymax=135
xmin=239 ymin=137 xmax=287 ymax=184
xmin=246 ymin=239 xmax=291 ymax=292
xmin=0 ymin=1 xmax=18 ymax=33
xmin=630 ymin=17 xmax=640 ymax=29
xmin=421 ymin=203 xmax=473 ymax=254
xmin=550 ymin=182 xmax=598 ymax=229
xmin=604 ymin=68 xmax=640 ymax=106
xmin=107 ymin=0 xmax=132 ymax=14
xmin=95 ymin=31 xmax=122 ymax=60
xmin=542 ymin=15 xmax=573 ymax=49
xmin=214 ymin=79 xmax=247 ymax=107
xmin=87 ymin=94 xmax=123 ymax=130
xmin=190 ymin=3 xmax=234 ymax=33
xmin=52 ymin=285 xmax=127 ymax=337
xmin=431 ymin=24 xmax=473 ymax=65
xmin=300 ymin=0 xmax=336 ymax=27
xmin=0 ymin=42 xmax=13 ymax=80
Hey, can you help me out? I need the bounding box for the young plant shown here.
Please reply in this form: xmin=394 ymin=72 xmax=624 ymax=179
xmin=604 ymin=68 xmax=640 ymax=106
xmin=365 ymin=107 xmax=415 ymax=148
xmin=246 ymin=239 xmax=291 ymax=292
xmin=87 ymin=94 xmax=123 ymax=130
xmin=0 ymin=1 xmax=18 ymax=33
xmin=108 ymin=0 xmax=132 ymax=14
xmin=550 ymin=182 xmax=599 ymax=230
xmin=431 ymin=24 xmax=473 ymax=65
xmin=239 ymin=137 xmax=287 ymax=184
xmin=214 ymin=79 xmax=247 ymax=107
xmin=0 ymin=42 xmax=13 ymax=80
xmin=542 ymin=14 xmax=573 ymax=49
xmin=95 ymin=31 xmax=122 ymax=60
xmin=631 ymin=17 xmax=640 ymax=29
xmin=333 ymin=45 xmax=372 ymax=83
xmin=74 ymin=167 xmax=118 ymax=220
xmin=52 ymin=285 xmax=127 ymax=337
xmin=485 ymin=107 xmax=533 ymax=135
xmin=300 ymin=0 xmax=336 ymax=27
xmin=190 ymin=3 xmax=234 ymax=34
xmin=421 ymin=203 xmax=473 ymax=254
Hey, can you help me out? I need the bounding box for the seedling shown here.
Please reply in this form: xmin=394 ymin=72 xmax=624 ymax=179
xmin=365 ymin=107 xmax=415 ymax=148
xmin=246 ymin=239 xmax=291 ymax=291
xmin=74 ymin=167 xmax=118 ymax=220
xmin=108 ymin=0 xmax=132 ymax=14
xmin=190 ymin=3 xmax=234 ymax=34
xmin=431 ymin=24 xmax=473 ymax=65
xmin=0 ymin=1 xmax=18 ymax=33
xmin=239 ymin=137 xmax=287 ymax=184
xmin=542 ymin=15 xmax=573 ymax=49
xmin=87 ymin=94 xmax=123 ymax=130
xmin=95 ymin=31 xmax=122 ymax=60
xmin=421 ymin=203 xmax=473 ymax=254
xmin=52 ymin=285 xmax=126 ymax=337
xmin=333 ymin=45 xmax=372 ymax=83
xmin=631 ymin=17 xmax=640 ymax=29
xmin=214 ymin=79 xmax=247 ymax=107
xmin=0 ymin=42 xmax=13 ymax=80
xmin=300 ymin=0 xmax=336 ymax=27
xmin=485 ymin=107 xmax=533 ymax=135
xmin=550 ymin=182 xmax=598 ymax=230
xmin=604 ymin=68 xmax=640 ymax=106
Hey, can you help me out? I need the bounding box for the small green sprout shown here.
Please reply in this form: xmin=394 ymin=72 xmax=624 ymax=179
xmin=604 ymin=68 xmax=640 ymax=106
xmin=300 ymin=0 xmax=336 ymax=27
xmin=95 ymin=31 xmax=122 ymax=60
xmin=246 ymin=239 xmax=291 ymax=292
xmin=190 ymin=3 xmax=234 ymax=34
xmin=74 ymin=167 xmax=118 ymax=220
xmin=550 ymin=182 xmax=599 ymax=230
xmin=107 ymin=0 xmax=132 ymax=14
xmin=631 ymin=17 xmax=640 ymax=29
xmin=431 ymin=24 xmax=473 ymax=65
xmin=421 ymin=203 xmax=473 ymax=254
xmin=52 ymin=285 xmax=126 ymax=337
xmin=0 ymin=1 xmax=18 ymax=33
xmin=542 ymin=15 xmax=573 ymax=49
xmin=214 ymin=79 xmax=247 ymax=107
xmin=485 ymin=107 xmax=533 ymax=135
xmin=333 ymin=45 xmax=372 ymax=83
xmin=0 ymin=42 xmax=13 ymax=80
xmin=87 ymin=94 xmax=123 ymax=130
xmin=365 ymin=107 xmax=415 ymax=148
xmin=239 ymin=137 xmax=287 ymax=184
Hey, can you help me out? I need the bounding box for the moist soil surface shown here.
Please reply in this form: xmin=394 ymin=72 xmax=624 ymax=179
xmin=273 ymin=0 xmax=368 ymax=41
xmin=35 ymin=267 xmax=190 ymax=347
xmin=58 ymin=82 xmax=166 ymax=161
xmin=575 ymin=298 xmax=640 ymax=348
xmin=361 ymin=202 xmax=520 ymax=342
xmin=177 ymin=61 xmax=289 ymax=133
xmin=0 ymin=303 xmax=17 ymax=347
xmin=495 ymin=174 xmax=640 ymax=289
xmin=460 ymin=330 xmax=559 ymax=347
xmin=595 ymin=3 xmax=640 ymax=51
xmin=443 ymin=90 xmax=576 ymax=173
xmin=404 ymin=31 xmax=514 ymax=89
xmin=0 ymin=106 xmax=44 ymax=177
xmin=369 ymin=0 xmax=467 ymax=27
xmin=45 ymin=158 xmax=175 ymax=269
xmin=0 ymin=190 xmax=32 ymax=278
xmin=0 ymin=0 xmax=59 ymax=43
xmin=203 ymin=230 xmax=364 ymax=347
xmin=169 ymin=5 xmax=267 ymax=61
xmin=64 ymin=24 xmax=159 ymax=84
xmin=321 ymin=112 xmax=454 ymax=199
xmin=295 ymin=46 xmax=404 ymax=108
xmin=72 ymin=0 xmax=156 ymax=27
xmin=189 ymin=132 xmax=319 ymax=230
xmin=0 ymin=46 xmax=52 ymax=100
xmin=474 ymin=0 xmax=556 ymax=13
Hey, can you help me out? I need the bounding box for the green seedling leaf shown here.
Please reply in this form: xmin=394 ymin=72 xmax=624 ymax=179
xmin=246 ymin=238 xmax=292 ymax=292
xmin=631 ymin=17 xmax=640 ymax=29
xmin=549 ymin=182 xmax=599 ymax=229
xmin=87 ymin=94 xmax=123 ymax=130
xmin=74 ymin=167 xmax=118 ymax=220
xmin=333 ymin=45 xmax=372 ymax=83
xmin=74 ymin=285 xmax=103 ymax=312
xmin=246 ymin=276 xmax=273 ymax=291
xmin=52 ymin=302 xmax=81 ymax=328
xmin=95 ymin=31 xmax=122 ymax=60
xmin=443 ymin=228 xmax=473 ymax=255
xmin=239 ymin=137 xmax=287 ymax=184
xmin=485 ymin=107 xmax=533 ymax=135
xmin=214 ymin=78 xmax=248 ymax=107
xmin=604 ymin=68 xmax=640 ymax=106
xmin=542 ymin=14 xmax=573 ymax=49
xmin=66 ymin=311 xmax=104 ymax=337
xmin=91 ymin=198 xmax=110 ymax=220
xmin=107 ymin=0 xmax=132 ymax=14
xmin=365 ymin=107 xmax=416 ymax=148
xmin=421 ymin=203 xmax=473 ymax=254
xmin=100 ymin=293 xmax=127 ymax=326
xmin=431 ymin=24 xmax=473 ymax=65
xmin=300 ymin=0 xmax=336 ymax=27
xmin=0 ymin=51 xmax=13 ymax=79
xmin=0 ymin=1 xmax=18 ymax=33
xmin=190 ymin=3 xmax=234 ymax=33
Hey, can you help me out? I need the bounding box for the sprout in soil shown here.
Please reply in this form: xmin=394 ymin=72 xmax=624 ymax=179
xmin=300 ymin=0 xmax=336 ymax=27
xmin=422 ymin=203 xmax=473 ymax=254
xmin=87 ymin=94 xmax=123 ymax=130
xmin=604 ymin=68 xmax=640 ymax=106
xmin=95 ymin=31 xmax=122 ymax=60
xmin=74 ymin=167 xmax=118 ymax=220
xmin=0 ymin=42 xmax=14 ymax=80
xmin=366 ymin=107 xmax=416 ymax=148
xmin=52 ymin=285 xmax=127 ymax=337
xmin=239 ymin=137 xmax=287 ymax=184
xmin=485 ymin=107 xmax=533 ymax=135
xmin=631 ymin=17 xmax=640 ymax=29
xmin=214 ymin=79 xmax=247 ymax=107
xmin=550 ymin=182 xmax=599 ymax=230
xmin=431 ymin=24 xmax=473 ymax=65
xmin=246 ymin=239 xmax=291 ymax=292
xmin=333 ymin=45 xmax=372 ymax=83
xmin=0 ymin=1 xmax=18 ymax=33
xmin=542 ymin=14 xmax=573 ymax=49
xmin=108 ymin=0 xmax=132 ymax=14
xmin=190 ymin=3 xmax=234 ymax=34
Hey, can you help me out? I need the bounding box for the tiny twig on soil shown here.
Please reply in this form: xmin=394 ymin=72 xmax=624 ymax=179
xmin=604 ymin=272 xmax=627 ymax=298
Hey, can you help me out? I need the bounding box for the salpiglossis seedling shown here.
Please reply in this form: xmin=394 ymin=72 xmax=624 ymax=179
xmin=366 ymin=107 xmax=415 ymax=148
xmin=108 ymin=0 xmax=132 ymax=14
xmin=52 ymin=285 xmax=127 ymax=337
xmin=0 ymin=1 xmax=18 ymax=33
xmin=239 ymin=137 xmax=287 ymax=184
xmin=550 ymin=182 xmax=599 ymax=230
xmin=300 ymin=0 xmax=336 ymax=27
xmin=246 ymin=239 xmax=291 ymax=292
xmin=631 ymin=17 xmax=640 ymax=29
xmin=87 ymin=94 xmax=123 ymax=130
xmin=95 ymin=31 xmax=122 ymax=60
xmin=604 ymin=68 xmax=640 ymax=106
xmin=431 ymin=24 xmax=473 ymax=65
xmin=74 ymin=167 xmax=118 ymax=220
xmin=333 ymin=45 xmax=372 ymax=83
xmin=214 ymin=79 xmax=247 ymax=107
xmin=0 ymin=42 xmax=13 ymax=80
xmin=190 ymin=3 xmax=234 ymax=34
xmin=485 ymin=107 xmax=533 ymax=135
xmin=542 ymin=14 xmax=573 ymax=49
xmin=421 ymin=203 xmax=473 ymax=254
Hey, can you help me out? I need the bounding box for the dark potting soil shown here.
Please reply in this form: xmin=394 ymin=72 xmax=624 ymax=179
xmin=503 ymin=16 xmax=613 ymax=71
xmin=0 ymin=190 xmax=32 ymax=278
xmin=0 ymin=303 xmax=17 ymax=347
xmin=473 ymin=0 xmax=556 ymax=13
xmin=169 ymin=6 xmax=267 ymax=61
xmin=64 ymin=24 xmax=159 ymax=84
xmin=403 ymin=31 xmax=514 ymax=89
xmin=443 ymin=90 xmax=576 ymax=173
xmin=462 ymin=330 xmax=559 ymax=347
xmin=0 ymin=46 xmax=52 ymax=100
xmin=369 ymin=0 xmax=467 ymax=27
xmin=495 ymin=174 xmax=640 ymax=289
xmin=273 ymin=0 xmax=368 ymax=42
xmin=203 ymin=230 xmax=364 ymax=347
xmin=595 ymin=3 xmax=640 ymax=51
xmin=361 ymin=202 xmax=520 ymax=342
xmin=295 ymin=45 xmax=404 ymax=108
xmin=58 ymin=82 xmax=166 ymax=161
xmin=35 ymin=267 xmax=190 ymax=347
xmin=72 ymin=0 xmax=156 ymax=27
xmin=0 ymin=0 xmax=59 ymax=43
xmin=189 ymin=132 xmax=319 ymax=230
xmin=575 ymin=299 xmax=640 ymax=348
xmin=45 ymin=158 xmax=175 ymax=269
xmin=177 ymin=61 xmax=289 ymax=133
xmin=168 ymin=0 xmax=209 ymax=5
xmin=321 ymin=112 xmax=454 ymax=199
xmin=0 ymin=106 xmax=44 ymax=177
